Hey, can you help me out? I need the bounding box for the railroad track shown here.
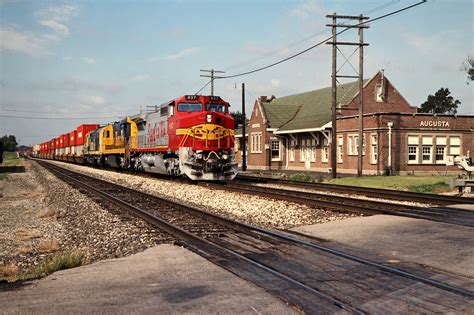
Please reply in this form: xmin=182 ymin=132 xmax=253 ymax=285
xmin=204 ymin=181 xmax=474 ymax=228
xmin=236 ymin=174 xmax=474 ymax=205
xmin=37 ymin=160 xmax=473 ymax=313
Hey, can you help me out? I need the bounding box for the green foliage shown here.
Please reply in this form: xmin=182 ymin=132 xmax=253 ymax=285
xmin=1 ymin=135 xmax=18 ymax=151
xmin=461 ymin=56 xmax=474 ymax=83
xmin=230 ymin=111 xmax=249 ymax=129
xmin=328 ymin=175 xmax=452 ymax=193
xmin=419 ymin=88 xmax=460 ymax=114
xmin=24 ymin=251 xmax=85 ymax=279
xmin=408 ymin=181 xmax=450 ymax=193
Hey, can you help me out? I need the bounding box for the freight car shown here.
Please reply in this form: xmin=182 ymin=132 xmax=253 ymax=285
xmin=34 ymin=95 xmax=238 ymax=181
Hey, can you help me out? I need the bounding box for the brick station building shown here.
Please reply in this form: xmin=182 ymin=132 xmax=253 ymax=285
xmin=235 ymin=70 xmax=473 ymax=175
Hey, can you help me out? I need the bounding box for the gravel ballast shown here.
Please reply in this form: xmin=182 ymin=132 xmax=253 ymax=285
xmin=48 ymin=160 xmax=359 ymax=229
xmin=0 ymin=159 xmax=173 ymax=281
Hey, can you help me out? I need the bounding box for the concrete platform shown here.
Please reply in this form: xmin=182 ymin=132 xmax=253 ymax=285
xmin=0 ymin=244 xmax=297 ymax=314
xmin=293 ymin=214 xmax=474 ymax=278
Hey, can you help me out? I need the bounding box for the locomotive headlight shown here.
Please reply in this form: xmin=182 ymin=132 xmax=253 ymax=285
xmin=206 ymin=114 xmax=212 ymax=123
xmin=196 ymin=153 xmax=203 ymax=160
xmin=221 ymin=154 xmax=229 ymax=160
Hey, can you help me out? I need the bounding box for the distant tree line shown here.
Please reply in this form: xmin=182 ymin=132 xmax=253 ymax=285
xmin=1 ymin=135 xmax=18 ymax=151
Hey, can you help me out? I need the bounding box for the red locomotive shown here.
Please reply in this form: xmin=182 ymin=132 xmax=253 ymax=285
xmin=34 ymin=95 xmax=238 ymax=181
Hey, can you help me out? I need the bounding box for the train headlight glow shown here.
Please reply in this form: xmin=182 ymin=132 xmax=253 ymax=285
xmin=222 ymin=154 xmax=229 ymax=160
xmin=196 ymin=153 xmax=203 ymax=160
xmin=206 ymin=114 xmax=212 ymax=123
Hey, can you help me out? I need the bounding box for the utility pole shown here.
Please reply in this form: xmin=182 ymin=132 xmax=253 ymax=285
xmin=200 ymin=69 xmax=225 ymax=96
xmin=241 ymin=83 xmax=247 ymax=172
xmin=357 ymin=14 xmax=366 ymax=177
xmin=326 ymin=13 xmax=369 ymax=178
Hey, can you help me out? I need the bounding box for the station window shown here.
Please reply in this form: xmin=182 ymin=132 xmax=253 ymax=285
xmin=251 ymin=132 xmax=262 ymax=153
xmin=422 ymin=146 xmax=432 ymax=163
xmin=322 ymin=138 xmax=329 ymax=163
xmin=449 ymin=136 xmax=461 ymax=156
xmin=347 ymin=134 xmax=365 ymax=155
xmin=311 ymin=139 xmax=317 ymax=162
xmin=300 ymin=139 xmax=306 ymax=162
xmin=289 ymin=139 xmax=296 ymax=162
xmin=271 ymin=139 xmax=281 ymax=161
xmin=435 ymin=146 xmax=445 ymax=163
xmin=337 ymin=136 xmax=343 ymax=163
xmin=370 ymin=134 xmax=378 ymax=164
xmin=408 ymin=146 xmax=418 ymax=163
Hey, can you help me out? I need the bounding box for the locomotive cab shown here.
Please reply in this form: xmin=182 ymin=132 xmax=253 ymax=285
xmin=172 ymin=95 xmax=238 ymax=180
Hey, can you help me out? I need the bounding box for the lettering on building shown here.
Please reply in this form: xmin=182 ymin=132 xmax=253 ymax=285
xmin=420 ymin=121 xmax=450 ymax=128
xmin=251 ymin=123 xmax=260 ymax=129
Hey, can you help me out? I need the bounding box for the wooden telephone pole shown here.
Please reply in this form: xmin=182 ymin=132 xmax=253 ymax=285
xmin=200 ymin=69 xmax=225 ymax=96
xmin=326 ymin=13 xmax=369 ymax=178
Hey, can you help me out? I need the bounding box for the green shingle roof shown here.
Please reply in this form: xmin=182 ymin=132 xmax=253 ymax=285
xmin=262 ymin=80 xmax=364 ymax=132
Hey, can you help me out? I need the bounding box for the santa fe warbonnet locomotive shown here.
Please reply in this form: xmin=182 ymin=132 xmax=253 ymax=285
xmin=33 ymin=95 xmax=238 ymax=180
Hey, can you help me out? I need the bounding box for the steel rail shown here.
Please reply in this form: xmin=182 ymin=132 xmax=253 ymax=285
xmin=207 ymin=182 xmax=474 ymax=228
xmin=38 ymin=160 xmax=474 ymax=298
xmin=38 ymin=161 xmax=362 ymax=313
xmin=236 ymin=174 xmax=474 ymax=205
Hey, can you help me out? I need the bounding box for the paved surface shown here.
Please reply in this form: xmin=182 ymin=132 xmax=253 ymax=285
xmin=293 ymin=214 xmax=474 ymax=278
xmin=0 ymin=244 xmax=297 ymax=314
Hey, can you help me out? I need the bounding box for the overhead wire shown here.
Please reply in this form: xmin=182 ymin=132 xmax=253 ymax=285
xmin=218 ymin=0 xmax=427 ymax=80
xmin=0 ymin=114 xmax=121 ymax=120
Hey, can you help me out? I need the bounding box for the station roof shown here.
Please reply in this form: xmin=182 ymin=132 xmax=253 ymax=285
xmin=262 ymin=80 xmax=365 ymax=133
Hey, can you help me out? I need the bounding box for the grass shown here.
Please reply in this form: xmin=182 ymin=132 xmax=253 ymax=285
xmin=0 ymin=151 xmax=20 ymax=180
xmin=23 ymin=251 xmax=85 ymax=280
xmin=327 ymin=175 xmax=451 ymax=193
xmin=1 ymin=151 xmax=19 ymax=167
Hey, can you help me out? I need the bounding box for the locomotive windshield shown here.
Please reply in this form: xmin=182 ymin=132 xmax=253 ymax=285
xmin=178 ymin=102 xmax=202 ymax=112
xmin=206 ymin=103 xmax=227 ymax=113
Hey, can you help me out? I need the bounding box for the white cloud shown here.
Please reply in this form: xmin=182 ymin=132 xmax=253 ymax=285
xmin=288 ymin=0 xmax=325 ymax=20
xmin=129 ymin=75 xmax=149 ymax=82
xmin=62 ymin=56 xmax=96 ymax=64
xmin=36 ymin=4 xmax=79 ymax=36
xmin=78 ymin=95 xmax=106 ymax=106
xmin=81 ymin=57 xmax=96 ymax=64
xmin=162 ymin=47 xmax=200 ymax=60
xmin=0 ymin=26 xmax=48 ymax=56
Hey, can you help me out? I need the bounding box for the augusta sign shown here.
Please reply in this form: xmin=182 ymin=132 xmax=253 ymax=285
xmin=420 ymin=120 xmax=450 ymax=128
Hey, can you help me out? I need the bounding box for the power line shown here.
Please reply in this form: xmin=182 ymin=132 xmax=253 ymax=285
xmin=224 ymin=1 xmax=400 ymax=74
xmin=219 ymin=0 xmax=426 ymax=79
xmin=0 ymin=108 xmax=135 ymax=114
xmin=0 ymin=114 xmax=121 ymax=120
xmin=194 ymin=80 xmax=212 ymax=95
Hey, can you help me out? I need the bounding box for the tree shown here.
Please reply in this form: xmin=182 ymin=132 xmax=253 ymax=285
xmin=419 ymin=88 xmax=460 ymax=115
xmin=1 ymin=135 xmax=18 ymax=151
xmin=230 ymin=111 xmax=249 ymax=129
xmin=461 ymin=55 xmax=474 ymax=83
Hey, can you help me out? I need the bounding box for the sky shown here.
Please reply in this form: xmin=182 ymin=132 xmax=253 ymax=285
xmin=0 ymin=0 xmax=472 ymax=146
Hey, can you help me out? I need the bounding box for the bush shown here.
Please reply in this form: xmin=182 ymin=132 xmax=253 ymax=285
xmin=25 ymin=251 xmax=85 ymax=279
xmin=383 ymin=166 xmax=392 ymax=176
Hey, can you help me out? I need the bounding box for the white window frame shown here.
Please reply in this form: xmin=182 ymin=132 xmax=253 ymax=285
xmin=310 ymin=139 xmax=316 ymax=162
xmin=300 ymin=139 xmax=306 ymax=162
xmin=250 ymin=132 xmax=262 ymax=153
xmin=435 ymin=146 xmax=446 ymax=164
xmin=422 ymin=146 xmax=432 ymax=164
xmin=449 ymin=136 xmax=461 ymax=156
xmin=370 ymin=134 xmax=378 ymax=164
xmin=289 ymin=139 xmax=296 ymax=162
xmin=322 ymin=138 xmax=329 ymax=163
xmin=337 ymin=136 xmax=343 ymax=163
xmin=271 ymin=139 xmax=281 ymax=161
xmin=407 ymin=145 xmax=418 ymax=164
